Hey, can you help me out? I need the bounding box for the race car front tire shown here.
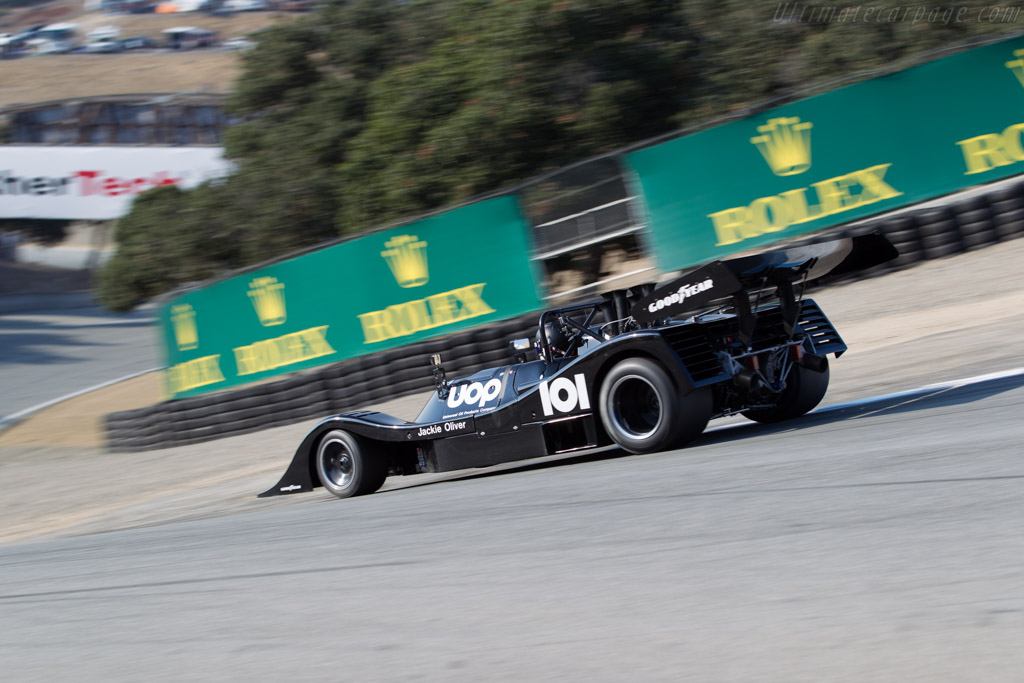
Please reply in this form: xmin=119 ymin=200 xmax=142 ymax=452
xmin=742 ymin=359 xmax=830 ymax=424
xmin=315 ymin=430 xmax=388 ymax=498
xmin=599 ymin=358 xmax=712 ymax=454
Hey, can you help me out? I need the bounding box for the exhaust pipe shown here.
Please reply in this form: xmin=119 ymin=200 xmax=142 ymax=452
xmin=735 ymin=369 xmax=766 ymax=395
xmin=801 ymin=353 xmax=828 ymax=373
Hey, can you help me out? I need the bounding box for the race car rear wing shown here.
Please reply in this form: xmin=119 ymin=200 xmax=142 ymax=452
xmin=535 ymin=233 xmax=896 ymax=361
xmin=630 ymin=233 xmax=897 ymax=325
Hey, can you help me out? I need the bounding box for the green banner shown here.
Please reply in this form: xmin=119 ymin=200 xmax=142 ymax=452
xmin=626 ymin=36 xmax=1024 ymax=271
xmin=157 ymin=196 xmax=542 ymax=398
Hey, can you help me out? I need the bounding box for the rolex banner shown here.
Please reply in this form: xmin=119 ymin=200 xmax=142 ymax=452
xmin=157 ymin=196 xmax=542 ymax=399
xmin=626 ymin=35 xmax=1024 ymax=271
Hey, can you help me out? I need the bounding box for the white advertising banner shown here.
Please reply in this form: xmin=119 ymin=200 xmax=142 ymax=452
xmin=0 ymin=146 xmax=231 ymax=220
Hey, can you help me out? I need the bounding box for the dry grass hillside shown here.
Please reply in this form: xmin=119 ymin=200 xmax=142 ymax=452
xmin=0 ymin=51 xmax=243 ymax=107
xmin=0 ymin=0 xmax=300 ymax=108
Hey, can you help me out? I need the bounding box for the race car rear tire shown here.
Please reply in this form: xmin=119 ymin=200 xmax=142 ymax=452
xmin=599 ymin=358 xmax=712 ymax=454
xmin=315 ymin=430 xmax=388 ymax=498
xmin=742 ymin=360 xmax=830 ymax=424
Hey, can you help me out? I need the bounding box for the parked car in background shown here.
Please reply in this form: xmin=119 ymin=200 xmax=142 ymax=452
xmin=13 ymin=24 xmax=46 ymax=45
xmin=122 ymin=35 xmax=155 ymax=50
xmin=84 ymin=26 xmax=122 ymax=53
xmin=223 ymin=36 xmax=256 ymax=50
xmin=162 ymin=26 xmax=218 ymax=50
xmin=223 ymin=0 xmax=271 ymax=10
xmin=28 ymin=23 xmax=77 ymax=54
xmin=101 ymin=0 xmax=155 ymax=12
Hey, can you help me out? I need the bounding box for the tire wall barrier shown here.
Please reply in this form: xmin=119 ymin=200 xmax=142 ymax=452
xmin=106 ymin=311 xmax=540 ymax=452
xmin=106 ymin=178 xmax=1024 ymax=452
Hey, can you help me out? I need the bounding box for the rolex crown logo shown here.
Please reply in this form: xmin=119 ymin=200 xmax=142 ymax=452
xmin=1006 ymin=48 xmax=1024 ymax=89
xmin=248 ymin=276 xmax=287 ymax=326
xmin=381 ymin=234 xmax=429 ymax=288
xmin=750 ymin=117 xmax=813 ymax=176
xmin=171 ymin=303 xmax=198 ymax=351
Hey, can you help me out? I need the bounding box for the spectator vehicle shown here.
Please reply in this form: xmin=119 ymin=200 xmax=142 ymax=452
xmin=28 ymin=23 xmax=77 ymax=54
xmin=84 ymin=26 xmax=122 ymax=53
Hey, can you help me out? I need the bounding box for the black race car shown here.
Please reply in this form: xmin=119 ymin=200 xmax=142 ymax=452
xmin=261 ymin=235 xmax=897 ymax=499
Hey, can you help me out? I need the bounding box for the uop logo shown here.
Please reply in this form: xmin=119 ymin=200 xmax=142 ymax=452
xmin=750 ymin=117 xmax=813 ymax=176
xmin=647 ymin=279 xmax=714 ymax=314
xmin=539 ymin=374 xmax=590 ymax=417
xmin=248 ymin=276 xmax=287 ymax=327
xmin=171 ymin=303 xmax=198 ymax=351
xmin=381 ymin=234 xmax=429 ymax=288
xmin=447 ymin=378 xmax=502 ymax=409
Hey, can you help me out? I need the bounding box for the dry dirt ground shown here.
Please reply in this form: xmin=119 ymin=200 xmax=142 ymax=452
xmin=0 ymin=5 xmax=298 ymax=108
xmin=0 ymin=52 xmax=242 ymax=108
xmin=1 ymin=239 xmax=1023 ymax=546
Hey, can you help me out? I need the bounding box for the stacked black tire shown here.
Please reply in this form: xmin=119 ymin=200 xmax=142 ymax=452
xmin=106 ymin=177 xmax=1024 ymax=452
xmin=105 ymin=314 xmax=539 ymax=452
xmin=803 ymin=178 xmax=1024 ymax=282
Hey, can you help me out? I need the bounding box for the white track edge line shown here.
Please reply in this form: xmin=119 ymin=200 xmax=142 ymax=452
xmin=816 ymin=367 xmax=1024 ymax=413
xmin=703 ymin=367 xmax=1024 ymax=433
xmin=0 ymin=367 xmax=163 ymax=430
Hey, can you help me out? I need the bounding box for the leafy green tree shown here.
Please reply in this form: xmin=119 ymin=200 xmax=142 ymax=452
xmin=337 ymin=0 xmax=698 ymax=229
xmin=98 ymin=0 xmax=1023 ymax=310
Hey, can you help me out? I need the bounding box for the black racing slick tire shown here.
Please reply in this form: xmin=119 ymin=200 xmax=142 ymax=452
xmin=742 ymin=359 xmax=830 ymax=424
xmin=315 ymin=430 xmax=388 ymax=499
xmin=599 ymin=358 xmax=712 ymax=454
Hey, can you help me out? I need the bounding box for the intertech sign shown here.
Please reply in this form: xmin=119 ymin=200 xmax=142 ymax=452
xmin=159 ymin=196 xmax=542 ymax=399
xmin=0 ymin=146 xmax=231 ymax=220
xmin=709 ymin=117 xmax=902 ymax=247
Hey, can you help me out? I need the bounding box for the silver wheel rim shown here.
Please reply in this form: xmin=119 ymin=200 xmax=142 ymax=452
xmin=609 ymin=374 xmax=663 ymax=440
xmin=319 ymin=436 xmax=355 ymax=491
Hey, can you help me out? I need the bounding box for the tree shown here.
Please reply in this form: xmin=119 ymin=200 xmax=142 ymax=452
xmin=98 ymin=0 xmax=1022 ymax=310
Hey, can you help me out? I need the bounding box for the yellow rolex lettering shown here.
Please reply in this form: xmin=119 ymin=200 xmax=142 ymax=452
xmin=359 ymin=311 xmax=396 ymax=345
xmin=455 ymin=284 xmax=495 ymax=318
xmin=167 ymin=354 xmax=225 ymax=395
xmin=852 ymin=163 xmax=901 ymax=203
xmin=359 ymin=284 xmax=494 ymax=344
xmin=811 ymin=174 xmax=858 ymax=216
xmin=780 ymin=188 xmax=820 ymax=225
xmin=259 ymin=338 xmax=282 ymax=370
xmin=233 ymin=326 xmax=335 ymax=376
xmin=709 ymin=207 xmax=754 ymax=246
xmin=707 ymin=163 xmax=902 ymax=247
xmin=393 ymin=299 xmax=431 ymax=331
xmin=1000 ymin=123 xmax=1024 ymax=160
xmin=748 ymin=196 xmax=792 ymax=234
xmin=234 ymin=345 xmax=259 ymax=376
xmin=427 ymin=291 xmax=458 ymax=326
xmin=957 ymin=133 xmax=1012 ymax=175
xmin=300 ymin=326 xmax=334 ymax=357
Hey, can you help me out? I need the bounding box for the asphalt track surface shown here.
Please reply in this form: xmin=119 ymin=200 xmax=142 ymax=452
xmin=0 ymin=304 xmax=157 ymax=420
xmin=1 ymin=373 xmax=1022 ymax=681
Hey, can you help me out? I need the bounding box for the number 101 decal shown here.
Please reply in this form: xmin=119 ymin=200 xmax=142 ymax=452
xmin=539 ymin=374 xmax=590 ymax=416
